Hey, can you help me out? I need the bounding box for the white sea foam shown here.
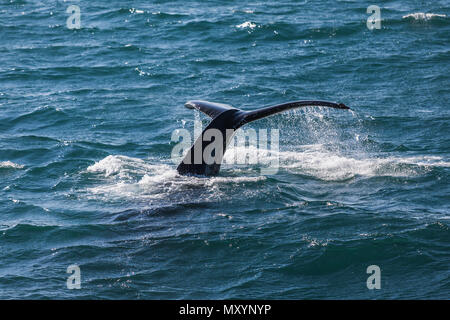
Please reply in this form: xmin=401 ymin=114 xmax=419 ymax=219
xmin=225 ymin=144 xmax=449 ymax=181
xmin=85 ymin=155 xmax=265 ymax=202
xmin=236 ymin=21 xmax=257 ymax=29
xmin=0 ymin=161 xmax=24 ymax=169
xmin=84 ymin=146 xmax=448 ymax=201
xmin=87 ymin=155 xmax=152 ymax=178
xmin=129 ymin=8 xmax=144 ymax=14
xmin=402 ymin=13 xmax=446 ymax=21
xmin=280 ymin=148 xmax=448 ymax=181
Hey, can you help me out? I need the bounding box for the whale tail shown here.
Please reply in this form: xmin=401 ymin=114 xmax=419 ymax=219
xmin=177 ymin=100 xmax=350 ymax=176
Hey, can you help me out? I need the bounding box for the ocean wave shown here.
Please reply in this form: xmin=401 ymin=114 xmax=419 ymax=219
xmin=402 ymin=13 xmax=446 ymax=21
xmin=3 ymin=105 xmax=75 ymax=132
xmin=9 ymin=105 xmax=66 ymax=122
xmin=0 ymin=161 xmax=24 ymax=169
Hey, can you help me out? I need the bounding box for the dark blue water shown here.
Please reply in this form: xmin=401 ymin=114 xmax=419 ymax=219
xmin=0 ymin=0 xmax=449 ymax=299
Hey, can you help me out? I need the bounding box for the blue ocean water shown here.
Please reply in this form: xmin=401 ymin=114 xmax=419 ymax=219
xmin=0 ymin=0 xmax=449 ymax=299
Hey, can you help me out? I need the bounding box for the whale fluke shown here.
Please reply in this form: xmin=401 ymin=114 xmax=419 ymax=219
xmin=177 ymin=100 xmax=350 ymax=176
xmin=184 ymin=100 xmax=238 ymax=118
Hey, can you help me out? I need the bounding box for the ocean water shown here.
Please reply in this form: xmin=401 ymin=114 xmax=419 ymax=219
xmin=0 ymin=0 xmax=449 ymax=299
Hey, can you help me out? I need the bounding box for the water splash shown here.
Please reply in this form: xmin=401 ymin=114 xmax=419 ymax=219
xmin=83 ymin=155 xmax=265 ymax=203
xmin=402 ymin=13 xmax=446 ymax=21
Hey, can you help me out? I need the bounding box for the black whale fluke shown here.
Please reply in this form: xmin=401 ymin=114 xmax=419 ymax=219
xmin=177 ymin=100 xmax=350 ymax=176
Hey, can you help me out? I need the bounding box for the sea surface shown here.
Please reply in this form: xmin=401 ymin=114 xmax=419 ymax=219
xmin=0 ymin=0 xmax=449 ymax=299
